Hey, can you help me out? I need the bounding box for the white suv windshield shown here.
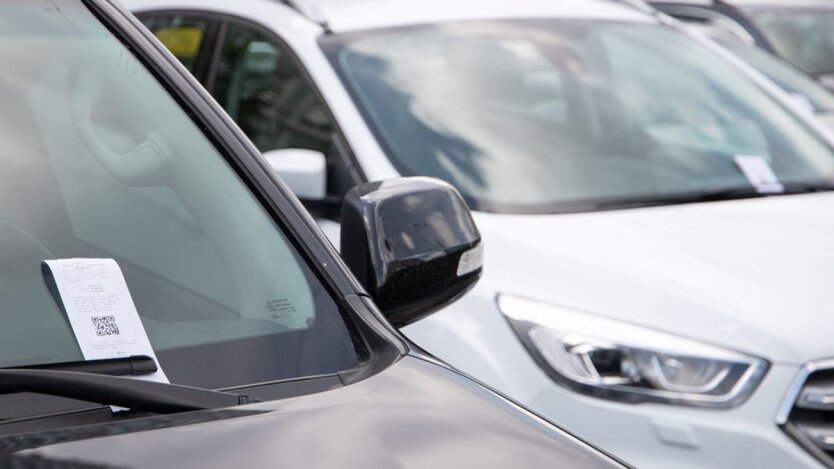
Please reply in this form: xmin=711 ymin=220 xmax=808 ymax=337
xmin=0 ymin=1 xmax=359 ymax=392
xmin=322 ymin=20 xmax=834 ymax=213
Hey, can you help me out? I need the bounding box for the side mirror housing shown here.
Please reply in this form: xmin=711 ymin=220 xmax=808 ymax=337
xmin=341 ymin=177 xmax=483 ymax=327
xmin=264 ymin=148 xmax=326 ymax=200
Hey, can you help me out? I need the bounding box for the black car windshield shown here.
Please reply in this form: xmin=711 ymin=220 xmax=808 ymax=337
xmin=746 ymin=8 xmax=834 ymax=76
xmin=321 ymin=20 xmax=834 ymax=214
xmin=0 ymin=1 xmax=360 ymax=392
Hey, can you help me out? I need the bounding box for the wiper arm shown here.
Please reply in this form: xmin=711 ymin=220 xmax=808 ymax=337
xmin=10 ymin=355 xmax=158 ymax=377
xmin=0 ymin=368 xmax=256 ymax=414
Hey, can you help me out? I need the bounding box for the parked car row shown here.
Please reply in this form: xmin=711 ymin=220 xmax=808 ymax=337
xmin=5 ymin=0 xmax=834 ymax=467
xmin=649 ymin=0 xmax=834 ymax=131
xmin=122 ymin=0 xmax=834 ymax=467
xmin=0 ymin=1 xmax=618 ymax=467
xmin=651 ymin=0 xmax=834 ymax=92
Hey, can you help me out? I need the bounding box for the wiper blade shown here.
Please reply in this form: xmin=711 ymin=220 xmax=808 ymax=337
xmin=592 ymin=183 xmax=834 ymax=211
xmin=9 ymin=355 xmax=157 ymax=377
xmin=591 ymin=187 xmax=766 ymax=210
xmin=780 ymin=182 xmax=834 ymax=193
xmin=0 ymin=369 xmax=256 ymax=414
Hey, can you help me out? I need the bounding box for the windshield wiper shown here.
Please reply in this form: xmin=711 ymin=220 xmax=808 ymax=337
xmin=590 ymin=183 xmax=834 ymax=211
xmin=9 ymin=356 xmax=158 ymax=377
xmin=590 ymin=187 xmax=766 ymax=210
xmin=0 ymin=368 xmax=256 ymax=414
xmin=780 ymin=181 xmax=834 ymax=193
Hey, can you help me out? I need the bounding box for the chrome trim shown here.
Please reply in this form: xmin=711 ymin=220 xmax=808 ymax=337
xmin=817 ymin=435 xmax=834 ymax=452
xmin=776 ymin=358 xmax=834 ymax=425
xmin=798 ymin=388 xmax=834 ymax=410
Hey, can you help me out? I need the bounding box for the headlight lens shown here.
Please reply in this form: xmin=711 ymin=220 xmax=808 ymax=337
xmin=499 ymin=295 xmax=767 ymax=408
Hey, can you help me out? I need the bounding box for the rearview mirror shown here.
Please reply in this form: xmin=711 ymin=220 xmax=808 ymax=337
xmin=340 ymin=177 xmax=483 ymax=327
xmin=264 ymin=148 xmax=326 ymax=201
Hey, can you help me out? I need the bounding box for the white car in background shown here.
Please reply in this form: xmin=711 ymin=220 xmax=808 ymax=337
xmin=649 ymin=0 xmax=834 ymax=93
xmin=653 ymin=2 xmax=834 ymax=132
xmin=126 ymin=0 xmax=834 ymax=467
xmin=710 ymin=37 xmax=834 ymax=131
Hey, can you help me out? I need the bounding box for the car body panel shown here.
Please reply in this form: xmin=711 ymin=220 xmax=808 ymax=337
xmin=526 ymin=362 xmax=820 ymax=469
xmin=401 ymin=193 xmax=834 ymax=400
xmin=5 ymin=356 xmax=619 ymax=469
xmin=465 ymin=193 xmax=834 ymax=365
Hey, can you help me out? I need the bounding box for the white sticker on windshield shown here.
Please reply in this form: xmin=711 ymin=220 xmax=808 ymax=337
xmin=734 ymin=155 xmax=784 ymax=194
xmin=42 ymin=258 xmax=168 ymax=384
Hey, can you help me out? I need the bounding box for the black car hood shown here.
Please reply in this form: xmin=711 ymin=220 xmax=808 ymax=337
xmin=2 ymin=356 xmax=620 ymax=468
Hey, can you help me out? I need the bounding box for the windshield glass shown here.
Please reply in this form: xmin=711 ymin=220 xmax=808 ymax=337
xmin=0 ymin=1 xmax=360 ymax=392
xmin=718 ymin=40 xmax=834 ymax=113
xmin=748 ymin=9 xmax=834 ymax=76
xmin=321 ymin=20 xmax=834 ymax=214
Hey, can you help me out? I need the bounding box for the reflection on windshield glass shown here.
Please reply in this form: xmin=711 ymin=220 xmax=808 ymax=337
xmin=322 ymin=20 xmax=834 ymax=214
xmin=0 ymin=1 xmax=359 ymax=390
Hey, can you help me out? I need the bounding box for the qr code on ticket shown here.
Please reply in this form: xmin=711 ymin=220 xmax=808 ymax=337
xmin=91 ymin=315 xmax=120 ymax=337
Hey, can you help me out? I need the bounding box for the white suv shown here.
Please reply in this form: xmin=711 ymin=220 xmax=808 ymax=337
xmin=125 ymin=0 xmax=834 ymax=467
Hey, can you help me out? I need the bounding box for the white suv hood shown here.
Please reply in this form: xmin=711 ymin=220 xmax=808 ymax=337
xmin=476 ymin=192 xmax=834 ymax=365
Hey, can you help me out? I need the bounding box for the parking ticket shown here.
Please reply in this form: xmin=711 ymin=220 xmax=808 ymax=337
xmin=41 ymin=258 xmax=168 ymax=384
xmin=734 ymin=155 xmax=784 ymax=194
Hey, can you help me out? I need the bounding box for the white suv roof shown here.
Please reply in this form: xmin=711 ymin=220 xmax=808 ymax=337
xmin=281 ymin=0 xmax=652 ymax=32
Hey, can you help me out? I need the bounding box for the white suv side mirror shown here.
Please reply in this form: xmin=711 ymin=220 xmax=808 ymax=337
xmin=264 ymin=148 xmax=326 ymax=200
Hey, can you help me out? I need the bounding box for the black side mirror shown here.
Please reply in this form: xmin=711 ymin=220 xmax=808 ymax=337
xmin=340 ymin=177 xmax=483 ymax=327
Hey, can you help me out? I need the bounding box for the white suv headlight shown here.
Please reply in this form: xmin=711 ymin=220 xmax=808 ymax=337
xmin=499 ymin=295 xmax=767 ymax=408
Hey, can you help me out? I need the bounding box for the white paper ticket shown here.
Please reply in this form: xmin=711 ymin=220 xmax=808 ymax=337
xmin=42 ymin=258 xmax=168 ymax=384
xmin=734 ymin=155 xmax=784 ymax=194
